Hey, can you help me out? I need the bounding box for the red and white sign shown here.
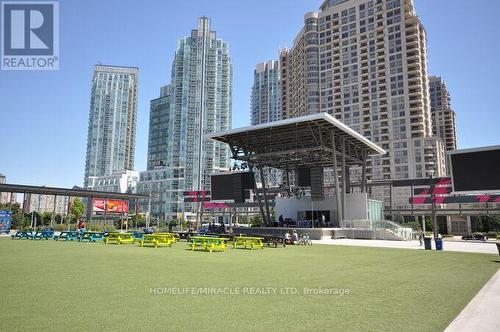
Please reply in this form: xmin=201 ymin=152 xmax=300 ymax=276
xmin=92 ymin=199 xmax=129 ymax=214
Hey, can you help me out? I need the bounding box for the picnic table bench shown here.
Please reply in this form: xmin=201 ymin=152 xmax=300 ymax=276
xmin=139 ymin=233 xmax=175 ymax=248
xmin=31 ymin=230 xmax=54 ymax=240
xmin=11 ymin=230 xmax=33 ymax=240
xmin=79 ymin=231 xmax=105 ymax=242
xmin=232 ymin=236 xmax=264 ymax=250
xmin=155 ymin=232 xmax=179 ymax=243
xmin=129 ymin=232 xmax=144 ymax=243
xmin=188 ymin=236 xmax=227 ymax=252
xmin=53 ymin=231 xmax=81 ymax=241
xmin=262 ymin=235 xmax=286 ymax=248
xmin=104 ymin=232 xmax=135 ymax=245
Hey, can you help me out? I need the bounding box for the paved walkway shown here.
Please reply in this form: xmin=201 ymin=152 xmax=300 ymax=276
xmin=314 ymin=239 xmax=499 ymax=254
xmin=445 ymin=269 xmax=500 ymax=332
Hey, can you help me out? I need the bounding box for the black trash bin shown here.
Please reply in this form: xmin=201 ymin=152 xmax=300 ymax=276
xmin=424 ymin=237 xmax=432 ymax=250
xmin=434 ymin=238 xmax=443 ymax=251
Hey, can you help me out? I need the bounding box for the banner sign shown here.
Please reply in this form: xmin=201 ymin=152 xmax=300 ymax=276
xmin=183 ymin=190 xmax=211 ymax=203
xmin=203 ymin=202 xmax=230 ymax=209
xmin=92 ymin=199 xmax=129 ymax=214
xmin=393 ymin=177 xmax=451 ymax=187
xmin=183 ymin=191 xmax=211 ymax=197
xmin=413 ymin=186 xmax=452 ymax=196
xmin=410 ymin=194 xmax=500 ymax=205
xmin=184 ymin=197 xmax=211 ymax=203
xmin=0 ymin=210 xmax=13 ymax=234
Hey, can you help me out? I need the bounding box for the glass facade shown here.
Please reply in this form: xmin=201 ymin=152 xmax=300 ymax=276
xmin=138 ymin=17 xmax=232 ymax=220
xmin=83 ymin=65 xmax=139 ymax=187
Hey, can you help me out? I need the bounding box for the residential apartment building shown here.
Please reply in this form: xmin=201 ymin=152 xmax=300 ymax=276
xmin=251 ymin=60 xmax=282 ymax=187
xmin=251 ymin=60 xmax=281 ymax=125
xmin=85 ymin=170 xmax=139 ymax=194
xmin=279 ymin=0 xmax=447 ymax=210
xmin=84 ymin=65 xmax=139 ymax=187
xmin=147 ymin=85 xmax=172 ymax=170
xmin=138 ymin=17 xmax=232 ymax=220
xmin=429 ymin=76 xmax=457 ymax=152
xmin=23 ymin=193 xmax=68 ymax=214
xmin=0 ymin=173 xmax=16 ymax=204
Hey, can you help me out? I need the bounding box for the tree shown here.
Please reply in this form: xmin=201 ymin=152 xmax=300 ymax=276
xmin=477 ymin=215 xmax=500 ymax=233
xmin=250 ymin=216 xmax=263 ymax=227
xmin=0 ymin=202 xmax=24 ymax=229
xmin=130 ymin=214 xmax=146 ymax=228
xmin=41 ymin=212 xmax=53 ymax=226
xmin=71 ymin=198 xmax=86 ymax=221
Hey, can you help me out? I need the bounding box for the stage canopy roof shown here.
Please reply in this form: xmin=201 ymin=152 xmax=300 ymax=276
xmin=208 ymin=112 xmax=386 ymax=169
xmin=0 ymin=183 xmax=149 ymax=200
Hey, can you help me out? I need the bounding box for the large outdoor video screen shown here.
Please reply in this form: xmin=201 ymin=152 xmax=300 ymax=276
xmin=450 ymin=147 xmax=500 ymax=193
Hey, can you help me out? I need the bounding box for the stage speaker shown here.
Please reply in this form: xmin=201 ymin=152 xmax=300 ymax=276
xmin=310 ymin=167 xmax=324 ymax=201
xmin=296 ymin=167 xmax=311 ymax=187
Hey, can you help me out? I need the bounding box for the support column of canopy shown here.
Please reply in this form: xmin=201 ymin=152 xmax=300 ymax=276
xmin=259 ymin=166 xmax=272 ymax=226
xmin=331 ymin=132 xmax=343 ymax=228
xmin=341 ymin=137 xmax=347 ymax=222
xmin=250 ymin=164 xmax=267 ymax=226
xmin=66 ymin=196 xmax=71 ymax=231
xmin=51 ymin=195 xmax=57 ymax=228
xmin=361 ymin=151 xmax=367 ymax=193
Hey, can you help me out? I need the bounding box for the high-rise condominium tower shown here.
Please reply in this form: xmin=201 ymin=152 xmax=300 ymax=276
xmin=84 ymin=65 xmax=138 ymax=187
xmin=138 ymin=17 xmax=232 ymax=219
xmin=147 ymin=85 xmax=172 ymax=170
xmin=280 ymin=0 xmax=446 ymax=209
xmin=251 ymin=60 xmax=281 ymax=125
xmin=429 ymin=76 xmax=457 ymax=152
xmin=251 ymin=60 xmax=282 ymax=187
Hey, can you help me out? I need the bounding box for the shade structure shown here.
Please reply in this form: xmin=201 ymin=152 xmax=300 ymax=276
xmin=207 ymin=112 xmax=385 ymax=170
xmin=207 ymin=112 xmax=386 ymax=228
xmin=0 ymin=183 xmax=148 ymax=200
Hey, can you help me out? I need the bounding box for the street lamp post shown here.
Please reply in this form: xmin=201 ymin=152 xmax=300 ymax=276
xmin=311 ymin=196 xmax=314 ymax=228
xmin=428 ymin=170 xmax=439 ymax=239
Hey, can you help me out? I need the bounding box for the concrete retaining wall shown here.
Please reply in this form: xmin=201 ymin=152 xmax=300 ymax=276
xmin=232 ymin=227 xmax=335 ymax=240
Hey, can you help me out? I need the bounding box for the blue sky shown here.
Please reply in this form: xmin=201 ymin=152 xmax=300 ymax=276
xmin=0 ymin=0 xmax=499 ymax=188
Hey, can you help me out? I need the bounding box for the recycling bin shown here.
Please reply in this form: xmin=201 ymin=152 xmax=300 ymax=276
xmin=434 ymin=238 xmax=443 ymax=251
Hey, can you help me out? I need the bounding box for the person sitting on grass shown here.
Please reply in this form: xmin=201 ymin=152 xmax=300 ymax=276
xmin=284 ymin=231 xmax=292 ymax=245
xmin=304 ymin=233 xmax=312 ymax=245
xmin=292 ymin=230 xmax=299 ymax=244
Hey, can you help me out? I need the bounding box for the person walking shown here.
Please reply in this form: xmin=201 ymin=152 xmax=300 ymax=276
xmin=417 ymin=228 xmax=424 ymax=247
xmin=77 ymin=219 xmax=86 ymax=233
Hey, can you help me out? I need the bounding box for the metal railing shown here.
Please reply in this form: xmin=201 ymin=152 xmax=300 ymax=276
xmin=343 ymin=219 xmax=414 ymax=240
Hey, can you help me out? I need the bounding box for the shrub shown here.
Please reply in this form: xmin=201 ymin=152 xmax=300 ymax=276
xmin=400 ymin=221 xmax=420 ymax=230
xmin=486 ymin=231 xmax=497 ymax=239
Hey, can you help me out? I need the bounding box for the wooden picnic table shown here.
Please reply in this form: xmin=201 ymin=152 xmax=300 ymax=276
xmin=188 ymin=236 xmax=227 ymax=252
xmin=139 ymin=233 xmax=175 ymax=248
xmin=232 ymin=236 xmax=265 ymax=250
xmin=79 ymin=231 xmax=105 ymax=242
xmin=53 ymin=231 xmax=80 ymax=241
xmin=104 ymin=232 xmax=135 ymax=245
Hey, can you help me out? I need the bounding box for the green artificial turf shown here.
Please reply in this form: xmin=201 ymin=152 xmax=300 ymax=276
xmin=0 ymin=237 xmax=498 ymax=331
